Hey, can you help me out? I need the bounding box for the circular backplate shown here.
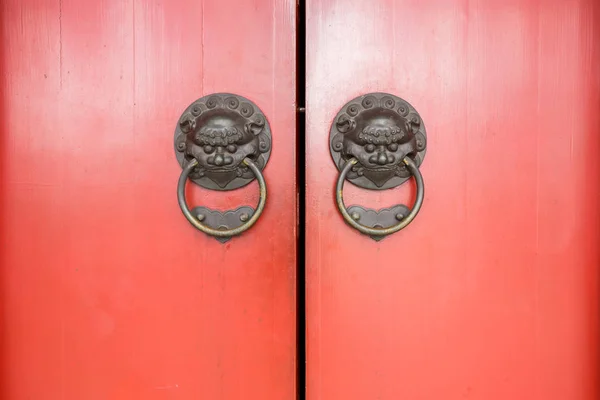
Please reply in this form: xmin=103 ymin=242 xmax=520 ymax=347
xmin=174 ymin=93 xmax=272 ymax=191
xmin=329 ymin=92 xmax=427 ymax=190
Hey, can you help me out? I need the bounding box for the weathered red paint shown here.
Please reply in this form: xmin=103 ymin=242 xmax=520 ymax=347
xmin=0 ymin=0 xmax=296 ymax=398
xmin=306 ymin=0 xmax=600 ymax=399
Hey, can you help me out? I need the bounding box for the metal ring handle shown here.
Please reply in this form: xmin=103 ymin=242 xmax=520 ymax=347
xmin=336 ymin=157 xmax=424 ymax=237
xmin=177 ymin=158 xmax=267 ymax=237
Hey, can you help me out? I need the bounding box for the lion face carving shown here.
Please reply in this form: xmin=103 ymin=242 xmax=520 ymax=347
xmin=330 ymin=94 xmax=426 ymax=190
xmin=174 ymin=94 xmax=271 ymax=190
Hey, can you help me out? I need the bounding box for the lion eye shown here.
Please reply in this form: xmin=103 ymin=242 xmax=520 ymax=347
xmin=387 ymin=143 xmax=398 ymax=152
xmin=203 ymin=145 xmax=214 ymax=154
xmin=365 ymin=144 xmax=375 ymax=153
xmin=227 ymin=144 xmax=237 ymax=153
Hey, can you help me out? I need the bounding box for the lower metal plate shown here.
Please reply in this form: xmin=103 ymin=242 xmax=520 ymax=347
xmin=346 ymin=204 xmax=411 ymax=241
xmin=191 ymin=206 xmax=255 ymax=243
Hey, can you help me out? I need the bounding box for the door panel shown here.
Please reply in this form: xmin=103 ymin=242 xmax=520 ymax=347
xmin=306 ymin=1 xmax=599 ymax=399
xmin=0 ymin=0 xmax=296 ymax=398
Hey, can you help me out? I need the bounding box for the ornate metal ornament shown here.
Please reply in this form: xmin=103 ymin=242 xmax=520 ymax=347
xmin=329 ymin=92 xmax=426 ymax=190
xmin=330 ymin=93 xmax=427 ymax=240
xmin=174 ymin=93 xmax=270 ymax=241
xmin=174 ymin=93 xmax=272 ymax=191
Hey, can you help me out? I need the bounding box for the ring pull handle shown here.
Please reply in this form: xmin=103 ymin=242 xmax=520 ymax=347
xmin=177 ymin=158 xmax=267 ymax=241
xmin=329 ymin=93 xmax=428 ymax=240
xmin=336 ymin=157 xmax=424 ymax=240
xmin=173 ymin=93 xmax=272 ymax=242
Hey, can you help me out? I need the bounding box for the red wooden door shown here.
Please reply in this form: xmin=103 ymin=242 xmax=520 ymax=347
xmin=0 ymin=0 xmax=296 ymax=398
xmin=306 ymin=1 xmax=599 ymax=399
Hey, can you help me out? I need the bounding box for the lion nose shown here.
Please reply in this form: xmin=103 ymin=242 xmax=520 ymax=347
xmin=213 ymin=154 xmax=224 ymax=166
xmin=210 ymin=146 xmax=234 ymax=167
xmin=376 ymin=152 xmax=388 ymax=165
xmin=369 ymin=151 xmax=389 ymax=165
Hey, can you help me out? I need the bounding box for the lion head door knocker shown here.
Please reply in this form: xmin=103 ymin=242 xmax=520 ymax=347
xmin=174 ymin=93 xmax=271 ymax=242
xmin=330 ymin=93 xmax=427 ymax=241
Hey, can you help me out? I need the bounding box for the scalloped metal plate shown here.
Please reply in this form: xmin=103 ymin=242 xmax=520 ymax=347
xmin=346 ymin=204 xmax=411 ymax=241
xmin=190 ymin=206 xmax=256 ymax=243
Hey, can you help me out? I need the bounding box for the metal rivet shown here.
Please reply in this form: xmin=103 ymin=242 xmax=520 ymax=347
xmin=395 ymin=213 xmax=404 ymax=221
xmin=180 ymin=120 xmax=192 ymax=133
xmin=197 ymin=214 xmax=205 ymax=222
xmin=351 ymin=212 xmax=360 ymax=221
xmin=239 ymin=213 xmax=249 ymax=222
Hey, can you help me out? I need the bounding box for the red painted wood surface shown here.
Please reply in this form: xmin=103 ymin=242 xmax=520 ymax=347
xmin=0 ymin=0 xmax=296 ymax=398
xmin=306 ymin=1 xmax=600 ymax=399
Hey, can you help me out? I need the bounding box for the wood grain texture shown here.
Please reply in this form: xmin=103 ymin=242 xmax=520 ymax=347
xmin=0 ymin=0 xmax=296 ymax=398
xmin=305 ymin=0 xmax=600 ymax=399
